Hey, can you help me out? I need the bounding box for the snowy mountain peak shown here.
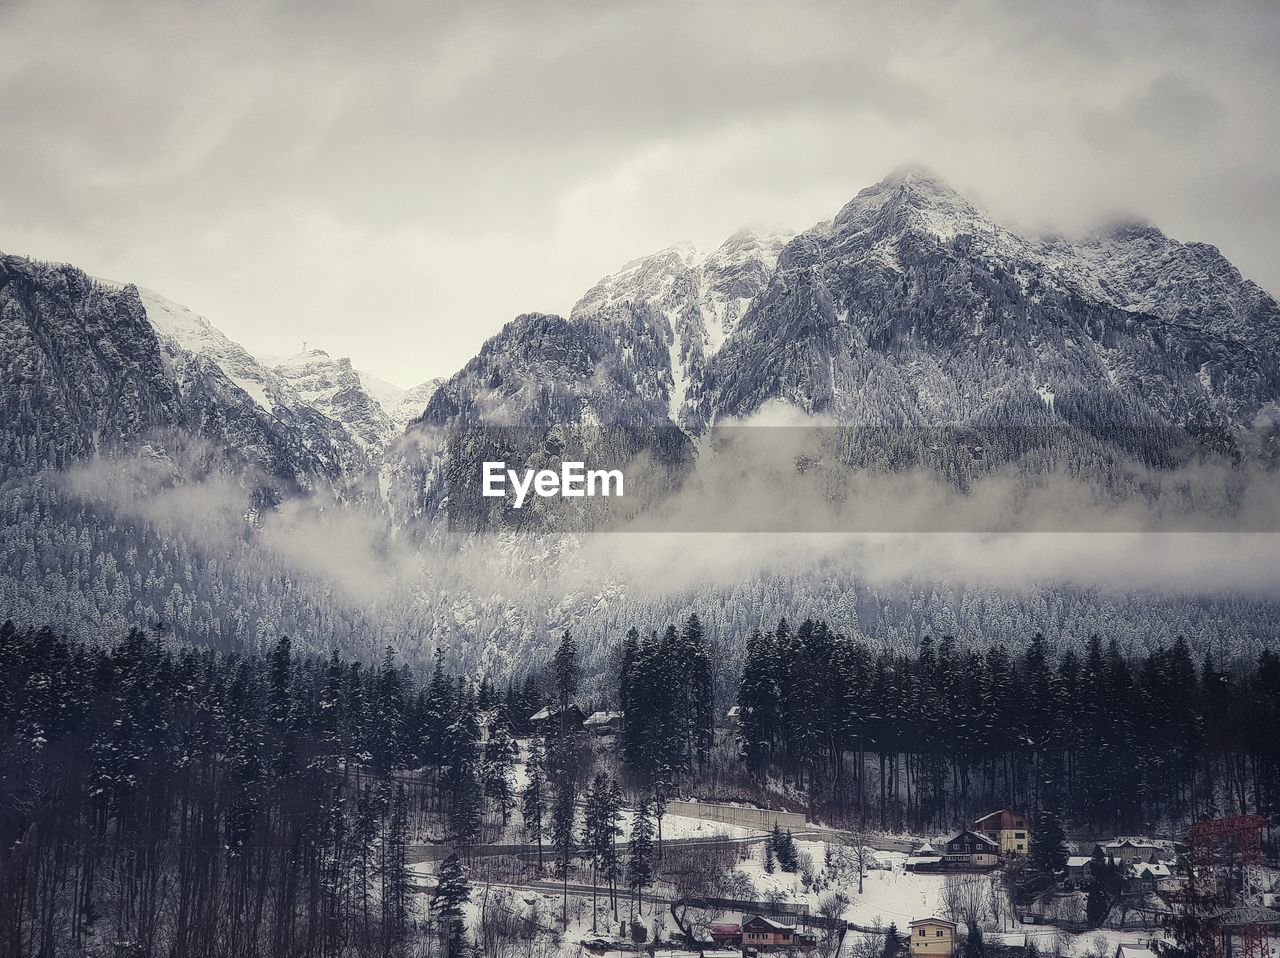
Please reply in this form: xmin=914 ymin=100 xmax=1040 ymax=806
xmin=829 ymin=166 xmax=1001 ymax=248
xmin=274 ymin=346 xmax=334 ymax=367
xmin=132 ymin=286 xmax=288 ymax=415
xmin=705 ymin=227 xmax=793 ymax=269
xmin=269 ymin=348 xmax=399 ymax=451
xmin=567 ymin=224 xmax=793 ymax=427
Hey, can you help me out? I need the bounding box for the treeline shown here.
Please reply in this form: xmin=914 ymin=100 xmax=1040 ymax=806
xmin=0 ymin=620 xmax=545 ymax=958
xmin=733 ymin=620 xmax=1280 ymax=833
xmin=618 ymin=617 xmax=715 ymax=796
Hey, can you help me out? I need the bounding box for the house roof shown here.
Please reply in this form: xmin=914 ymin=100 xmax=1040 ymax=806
xmin=584 ymin=710 xmax=622 ymax=725
xmin=742 ymin=915 xmax=796 ymax=932
xmin=946 ymin=829 xmax=999 ymax=848
xmin=909 ymin=916 xmax=957 ymax=929
xmin=973 ymin=809 xmax=1028 ymax=829
xmin=1105 ymin=838 xmax=1161 ymax=850
xmin=709 ymin=923 xmax=741 ymax=934
xmin=1115 ymin=945 xmax=1160 ymax=958
xmin=528 ymin=704 xmax=584 ymax=722
xmin=1132 ymin=862 xmax=1171 ymax=878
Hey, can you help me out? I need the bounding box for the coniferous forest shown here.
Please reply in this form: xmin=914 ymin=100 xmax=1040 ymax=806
xmin=4 ymin=616 xmax=1280 ymax=957
xmin=729 ymin=621 xmax=1280 ymax=833
xmin=0 ymin=621 xmax=554 ymax=958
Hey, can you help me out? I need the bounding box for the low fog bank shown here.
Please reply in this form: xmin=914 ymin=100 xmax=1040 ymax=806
xmin=39 ymin=424 xmax=1280 ymax=676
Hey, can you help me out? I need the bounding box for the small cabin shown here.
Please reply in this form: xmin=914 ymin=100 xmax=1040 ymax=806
xmin=583 ymin=710 xmax=623 ymax=735
xmin=709 ymin=922 xmax=742 ymax=946
xmin=527 ymin=704 xmax=586 ymax=735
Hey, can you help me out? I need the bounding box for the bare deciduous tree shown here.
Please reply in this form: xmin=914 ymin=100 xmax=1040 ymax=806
xmin=941 ymin=874 xmax=989 ymax=933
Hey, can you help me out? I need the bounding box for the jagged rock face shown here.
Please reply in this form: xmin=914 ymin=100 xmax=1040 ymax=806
xmin=1 ymin=257 xmax=181 ymax=479
xmin=135 ymin=289 xmax=370 ymax=490
xmin=0 ymin=259 xmax=369 ymax=492
xmin=570 ymin=229 xmax=790 ymax=428
xmin=270 ymin=348 xmax=397 ymax=452
xmin=691 ymin=169 xmax=1280 ymax=464
xmin=387 ymin=378 xmax=443 ymax=430
xmin=422 ymin=311 xmax=675 ymax=429
xmin=387 ymin=312 xmax=693 ymax=529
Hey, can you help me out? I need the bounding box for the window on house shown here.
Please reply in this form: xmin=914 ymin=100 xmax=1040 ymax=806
xmin=1016 ymin=832 xmax=1026 ymax=839
xmin=936 ymin=930 xmax=944 ymax=937
xmin=919 ymin=929 xmax=926 ymax=936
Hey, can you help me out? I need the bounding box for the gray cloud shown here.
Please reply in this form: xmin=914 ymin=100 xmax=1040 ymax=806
xmin=1081 ymin=73 xmax=1227 ymax=146
xmin=1 ymin=0 xmax=1278 ymax=385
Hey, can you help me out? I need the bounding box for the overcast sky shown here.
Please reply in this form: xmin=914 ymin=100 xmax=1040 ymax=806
xmin=2 ymin=0 xmax=1278 ymax=386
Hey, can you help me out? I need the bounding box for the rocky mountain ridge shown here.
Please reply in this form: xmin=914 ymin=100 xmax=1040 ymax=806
xmin=3 ymin=167 xmax=1280 ymax=662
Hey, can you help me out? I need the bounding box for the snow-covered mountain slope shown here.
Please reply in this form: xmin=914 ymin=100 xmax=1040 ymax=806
xmin=136 ymin=289 xmax=373 ymax=486
xmin=0 ymin=260 xmax=376 ymax=491
xmin=693 ymin=167 xmax=1280 ymax=464
xmin=388 ymin=378 xmax=444 ymax=430
xmin=269 ymin=347 xmax=399 ymax=451
xmin=571 ymin=228 xmax=790 ymax=427
xmin=1 ymin=256 xmax=181 ymax=479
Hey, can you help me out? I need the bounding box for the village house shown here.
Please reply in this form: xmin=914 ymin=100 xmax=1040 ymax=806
xmin=971 ymin=809 xmax=1031 ymax=855
xmin=1097 ymin=839 xmax=1170 ymax=865
xmin=583 ymin=710 xmax=622 ymax=735
xmin=1125 ymin=861 xmax=1173 ymax=894
xmin=527 ymin=704 xmax=586 ymax=735
xmin=1065 ymin=855 xmax=1094 ymax=887
xmin=905 ymin=841 xmax=943 ymax=873
xmin=709 ymin=922 xmax=741 ymax=947
xmin=940 ymin=830 xmax=1000 ymax=869
xmin=741 ymin=915 xmax=799 ymax=950
xmin=909 ymin=917 xmax=958 ymax=957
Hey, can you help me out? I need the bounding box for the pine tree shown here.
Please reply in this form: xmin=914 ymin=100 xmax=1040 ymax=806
xmin=770 ymin=823 xmax=799 ymax=871
xmin=1029 ymin=809 xmax=1067 ymax=874
xmin=601 ymin=778 xmax=624 ymax=918
xmin=882 ymin=922 xmax=905 ymax=957
xmin=431 ymin=853 xmax=471 ymax=958
xmin=521 ymin=739 xmax=547 ymax=868
xmin=1085 ymin=849 xmax=1120 ymax=928
xmin=552 ymin=631 xmax=580 ymax=729
xmin=448 ymin=762 xmax=484 ymax=855
xmin=964 ymin=927 xmax=985 ymax=957
xmin=483 ymin=722 xmax=518 ymax=825
xmin=380 ymin=784 xmax=411 ymax=950
xmin=627 ymin=800 xmax=654 ymax=917
xmin=582 ymin=773 xmax=614 ymax=931
xmin=550 ymin=777 xmax=577 ymax=929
